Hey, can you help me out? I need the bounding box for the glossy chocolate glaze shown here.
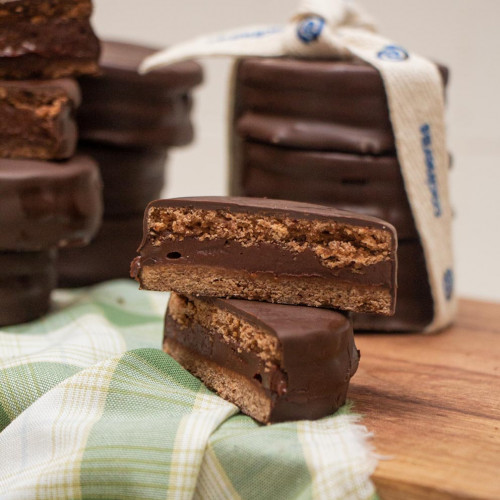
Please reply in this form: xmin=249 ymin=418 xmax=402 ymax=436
xmin=165 ymin=295 xmax=359 ymax=422
xmin=238 ymin=140 xmax=418 ymax=239
xmin=0 ymin=250 xmax=57 ymax=326
xmin=58 ymin=215 xmax=143 ymax=287
xmin=234 ymin=57 xmax=448 ymax=154
xmin=0 ymin=155 xmax=103 ymax=251
xmin=0 ymin=78 xmax=80 ymax=159
xmin=78 ymin=142 xmax=167 ymax=215
xmin=97 ymin=41 xmax=203 ymax=89
xmin=78 ymin=40 xmax=203 ymax=147
xmin=134 ymin=196 xmax=397 ymax=291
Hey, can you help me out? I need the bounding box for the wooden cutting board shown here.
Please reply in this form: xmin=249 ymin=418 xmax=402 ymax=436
xmin=350 ymin=299 xmax=500 ymax=500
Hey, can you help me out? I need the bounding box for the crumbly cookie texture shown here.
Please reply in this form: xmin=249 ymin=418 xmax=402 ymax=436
xmin=168 ymin=293 xmax=281 ymax=368
xmin=147 ymin=207 xmax=393 ymax=271
xmin=0 ymin=83 xmax=76 ymax=159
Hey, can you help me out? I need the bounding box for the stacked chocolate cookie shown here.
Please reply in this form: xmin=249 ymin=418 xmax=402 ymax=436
xmin=0 ymin=0 xmax=102 ymax=326
xmin=58 ymin=41 xmax=203 ymax=286
xmin=230 ymin=58 xmax=449 ymax=332
xmin=132 ymin=196 xmax=398 ymax=423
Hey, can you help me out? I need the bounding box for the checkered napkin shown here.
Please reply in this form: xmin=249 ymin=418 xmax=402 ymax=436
xmin=0 ymin=281 xmax=377 ymax=500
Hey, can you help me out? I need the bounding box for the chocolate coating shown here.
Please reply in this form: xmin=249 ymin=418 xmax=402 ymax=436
xmin=234 ymin=57 xmax=448 ymax=154
xmin=0 ymin=250 xmax=57 ymax=326
xmin=0 ymin=0 xmax=100 ymax=80
xmin=57 ymin=215 xmax=143 ymax=287
xmin=78 ymin=142 xmax=167 ymax=216
xmin=0 ymin=155 xmax=103 ymax=251
xmin=165 ymin=296 xmax=359 ymax=423
xmin=0 ymin=78 xmax=80 ymax=160
xmin=78 ymin=40 xmax=203 ymax=147
xmin=133 ymin=196 xmax=398 ymax=312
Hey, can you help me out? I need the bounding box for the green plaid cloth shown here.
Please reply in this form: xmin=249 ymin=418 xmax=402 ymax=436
xmin=0 ymin=280 xmax=377 ymax=499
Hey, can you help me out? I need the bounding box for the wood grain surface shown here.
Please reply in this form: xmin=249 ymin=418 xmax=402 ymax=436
xmin=350 ymin=299 xmax=500 ymax=500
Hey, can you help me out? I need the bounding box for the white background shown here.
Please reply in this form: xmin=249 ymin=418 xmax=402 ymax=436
xmin=92 ymin=0 xmax=499 ymax=302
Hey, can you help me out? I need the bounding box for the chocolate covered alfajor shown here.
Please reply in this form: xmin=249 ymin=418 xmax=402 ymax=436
xmin=58 ymin=40 xmax=203 ymax=286
xmin=165 ymin=293 xmax=359 ymax=424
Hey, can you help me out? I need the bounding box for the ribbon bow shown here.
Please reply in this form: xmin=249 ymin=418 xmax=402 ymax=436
xmin=140 ymin=0 xmax=380 ymax=72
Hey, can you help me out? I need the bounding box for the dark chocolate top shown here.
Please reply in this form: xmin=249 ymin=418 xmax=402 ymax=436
xmin=0 ymin=155 xmax=103 ymax=251
xmin=215 ymin=296 xmax=354 ymax=347
xmin=98 ymin=40 xmax=203 ymax=88
xmin=234 ymin=57 xmax=448 ymax=154
xmin=77 ymin=40 xmax=202 ymax=147
xmin=0 ymin=0 xmax=93 ymax=22
xmin=238 ymin=57 xmax=448 ymax=93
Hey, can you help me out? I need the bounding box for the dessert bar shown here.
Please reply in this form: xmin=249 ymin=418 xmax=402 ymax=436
xmin=132 ymin=196 xmax=397 ymax=315
xmin=165 ymin=293 xmax=359 ymax=424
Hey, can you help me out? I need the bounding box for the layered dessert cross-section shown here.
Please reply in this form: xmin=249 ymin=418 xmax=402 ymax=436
xmin=0 ymin=79 xmax=80 ymax=159
xmin=165 ymin=293 xmax=359 ymax=424
xmin=132 ymin=196 xmax=398 ymax=315
xmin=0 ymin=0 xmax=100 ymax=79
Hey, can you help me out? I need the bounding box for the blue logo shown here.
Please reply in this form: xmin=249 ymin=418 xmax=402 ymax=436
xmin=420 ymin=123 xmax=442 ymax=217
xmin=297 ymin=16 xmax=325 ymax=44
xmin=377 ymin=45 xmax=409 ymax=61
xmin=443 ymin=269 xmax=454 ymax=301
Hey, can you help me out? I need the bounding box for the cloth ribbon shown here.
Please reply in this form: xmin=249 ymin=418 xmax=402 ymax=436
xmin=140 ymin=0 xmax=456 ymax=332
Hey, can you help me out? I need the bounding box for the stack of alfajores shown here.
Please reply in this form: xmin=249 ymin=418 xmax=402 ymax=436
xmin=230 ymin=58 xmax=450 ymax=332
xmin=131 ymin=196 xmax=398 ymax=424
xmin=57 ymin=41 xmax=203 ymax=286
xmin=0 ymin=0 xmax=102 ymax=326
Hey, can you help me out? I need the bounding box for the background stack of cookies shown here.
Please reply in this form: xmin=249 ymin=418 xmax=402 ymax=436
xmin=57 ymin=41 xmax=203 ymax=286
xmin=230 ymin=57 xmax=450 ymax=332
xmin=0 ymin=0 xmax=102 ymax=326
